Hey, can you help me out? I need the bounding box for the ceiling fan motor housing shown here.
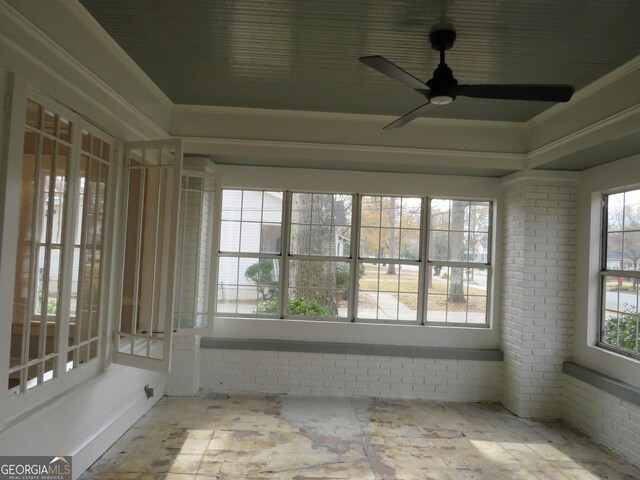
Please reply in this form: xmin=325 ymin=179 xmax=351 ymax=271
xmin=426 ymin=30 xmax=459 ymax=103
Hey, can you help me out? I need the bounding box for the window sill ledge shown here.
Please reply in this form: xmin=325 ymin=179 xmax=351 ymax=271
xmin=563 ymin=361 xmax=640 ymax=407
xmin=200 ymin=337 xmax=503 ymax=361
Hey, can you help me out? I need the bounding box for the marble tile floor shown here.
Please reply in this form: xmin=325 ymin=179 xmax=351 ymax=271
xmin=81 ymin=393 xmax=640 ymax=480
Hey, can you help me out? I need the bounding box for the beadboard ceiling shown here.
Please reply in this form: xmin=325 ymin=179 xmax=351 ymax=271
xmin=79 ymin=0 xmax=640 ymax=122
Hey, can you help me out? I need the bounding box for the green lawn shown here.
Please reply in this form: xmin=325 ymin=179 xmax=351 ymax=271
xmin=358 ymin=264 xmax=486 ymax=312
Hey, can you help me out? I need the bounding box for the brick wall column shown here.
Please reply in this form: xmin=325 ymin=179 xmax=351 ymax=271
xmin=501 ymin=172 xmax=578 ymax=418
xmin=167 ymin=335 xmax=200 ymax=396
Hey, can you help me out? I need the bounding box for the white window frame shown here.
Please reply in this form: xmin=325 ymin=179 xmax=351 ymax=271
xmin=216 ymin=188 xmax=285 ymax=318
xmin=214 ymin=189 xmax=494 ymax=328
xmin=599 ymin=190 xmax=640 ymax=359
xmin=173 ymin=170 xmax=216 ymax=335
xmin=424 ymin=198 xmax=493 ymax=326
xmin=113 ymin=140 xmax=182 ymax=372
xmin=0 ymin=86 xmax=116 ymax=423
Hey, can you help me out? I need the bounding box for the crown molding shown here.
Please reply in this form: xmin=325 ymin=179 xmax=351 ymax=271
xmin=527 ymin=53 xmax=640 ymax=128
xmin=182 ymin=136 xmax=525 ymax=172
xmin=525 ymin=101 xmax=640 ymax=170
xmin=500 ymin=170 xmax=580 ymax=187
xmin=173 ymin=103 xmax=525 ymax=130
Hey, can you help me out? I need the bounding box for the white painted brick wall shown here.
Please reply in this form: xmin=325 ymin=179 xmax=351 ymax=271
xmin=167 ymin=335 xmax=200 ymax=396
xmin=199 ymin=349 xmax=502 ymax=402
xmin=501 ymin=175 xmax=577 ymax=418
xmin=563 ymin=375 xmax=640 ymax=466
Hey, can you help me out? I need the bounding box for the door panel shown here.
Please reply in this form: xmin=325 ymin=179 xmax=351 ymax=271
xmin=113 ymin=140 xmax=182 ymax=371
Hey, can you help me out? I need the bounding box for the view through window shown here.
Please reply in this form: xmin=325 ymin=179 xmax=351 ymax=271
xmin=601 ymin=189 xmax=640 ymax=357
xmin=216 ymin=190 xmax=493 ymax=325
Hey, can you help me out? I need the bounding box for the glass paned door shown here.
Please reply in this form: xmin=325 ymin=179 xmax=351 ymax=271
xmin=113 ymin=140 xmax=182 ymax=371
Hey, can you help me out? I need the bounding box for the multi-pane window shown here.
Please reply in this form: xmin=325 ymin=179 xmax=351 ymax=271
xmin=67 ymin=131 xmax=110 ymax=371
xmin=358 ymin=196 xmax=421 ymax=321
xmin=174 ymin=175 xmax=215 ymax=330
xmin=288 ymin=193 xmax=352 ymax=318
xmin=427 ymin=199 xmax=491 ymax=324
xmin=9 ymin=98 xmax=112 ymax=395
xmin=601 ymin=189 xmax=640 ymax=357
xmin=217 ymin=190 xmax=283 ymax=315
xmin=215 ymin=190 xmax=493 ymax=325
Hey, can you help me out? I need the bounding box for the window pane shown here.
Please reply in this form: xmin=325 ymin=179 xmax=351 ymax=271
xmin=360 ymin=196 xmax=421 ymax=260
xmin=429 ymin=199 xmax=490 ymax=263
xmin=623 ymin=190 xmax=640 ymax=230
xmin=605 ymin=189 xmax=640 ymax=272
xmin=287 ymin=260 xmax=348 ymax=317
xmin=290 ymin=193 xmax=351 ymax=257
xmin=358 ymin=263 xmax=419 ymax=321
xmin=426 ymin=267 xmax=488 ymax=324
xmin=219 ymin=190 xmax=283 ymax=253
xmin=601 ymin=275 xmax=639 ymax=355
xmin=216 ymin=257 xmax=280 ymax=315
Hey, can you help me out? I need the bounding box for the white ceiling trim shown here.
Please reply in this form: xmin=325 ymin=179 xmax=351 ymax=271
xmin=173 ymin=103 xmax=526 ymax=130
xmin=501 ymin=170 xmax=580 ymax=187
xmin=527 ymin=53 xmax=640 ymax=128
xmin=526 ymin=101 xmax=640 ymax=170
xmin=182 ymin=136 xmax=525 ymax=172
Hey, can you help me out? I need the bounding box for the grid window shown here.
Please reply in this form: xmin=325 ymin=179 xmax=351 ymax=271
xmin=288 ymin=193 xmax=353 ymax=318
xmin=427 ymin=199 xmax=491 ymax=325
xmin=215 ymin=191 xmax=492 ymax=326
xmin=217 ymin=190 xmax=283 ymax=315
xmin=67 ymin=130 xmax=111 ymax=370
xmin=358 ymin=196 xmax=421 ymax=321
xmin=601 ymin=189 xmax=640 ymax=357
xmin=9 ymin=98 xmax=112 ymax=395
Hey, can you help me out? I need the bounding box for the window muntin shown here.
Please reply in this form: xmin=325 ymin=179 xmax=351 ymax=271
xmin=9 ymin=98 xmax=113 ymax=395
xmin=217 ymin=190 xmax=283 ymax=316
xmin=601 ymin=190 xmax=640 ymax=357
xmin=215 ymin=191 xmax=492 ymax=325
xmin=427 ymin=199 xmax=491 ymax=325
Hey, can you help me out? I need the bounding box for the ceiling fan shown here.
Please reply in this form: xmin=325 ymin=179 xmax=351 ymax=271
xmin=360 ymin=29 xmax=574 ymax=129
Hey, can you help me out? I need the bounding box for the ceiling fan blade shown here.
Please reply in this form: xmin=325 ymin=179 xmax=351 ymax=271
xmin=360 ymin=56 xmax=427 ymax=90
xmin=457 ymin=84 xmax=574 ymax=102
xmin=384 ymin=102 xmax=434 ymax=129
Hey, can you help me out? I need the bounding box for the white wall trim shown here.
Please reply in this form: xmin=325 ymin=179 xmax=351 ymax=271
xmin=71 ymin=377 xmax=164 ymax=479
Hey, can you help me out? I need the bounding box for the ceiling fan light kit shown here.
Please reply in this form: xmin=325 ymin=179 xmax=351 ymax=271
xmin=360 ymin=29 xmax=574 ymax=129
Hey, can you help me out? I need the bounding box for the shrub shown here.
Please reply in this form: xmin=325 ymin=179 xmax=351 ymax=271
xmin=254 ymin=297 xmax=330 ymax=317
xmin=602 ymin=309 xmax=639 ymax=353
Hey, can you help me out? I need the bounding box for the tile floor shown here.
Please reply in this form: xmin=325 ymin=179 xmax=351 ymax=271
xmin=81 ymin=393 xmax=640 ymax=479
